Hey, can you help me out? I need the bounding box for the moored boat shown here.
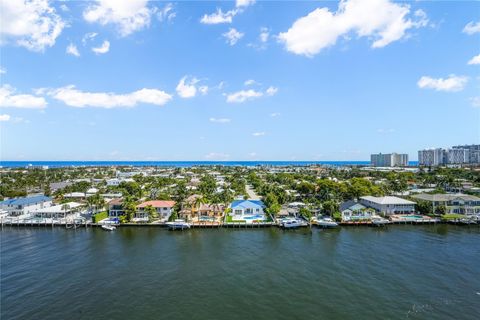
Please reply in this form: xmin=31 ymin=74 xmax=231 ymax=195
xmin=101 ymin=224 xmax=116 ymax=231
xmin=313 ymin=216 xmax=338 ymax=228
xmin=166 ymin=219 xmax=191 ymax=230
xmin=371 ymin=216 xmax=390 ymax=226
xmin=280 ymin=217 xmax=307 ymax=229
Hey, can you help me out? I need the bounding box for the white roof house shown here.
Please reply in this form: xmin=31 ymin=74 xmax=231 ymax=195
xmin=360 ymin=196 xmax=416 ymax=216
xmin=33 ymin=202 xmax=83 ymax=218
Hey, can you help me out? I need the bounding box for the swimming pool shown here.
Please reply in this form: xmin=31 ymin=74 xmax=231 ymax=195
xmin=243 ymin=215 xmax=266 ymax=221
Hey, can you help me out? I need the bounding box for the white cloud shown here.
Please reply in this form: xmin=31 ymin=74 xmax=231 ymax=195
xmin=92 ymin=40 xmax=110 ymax=54
xmin=200 ymin=9 xmax=237 ymax=24
xmin=199 ymin=86 xmax=209 ymax=95
xmin=82 ymin=32 xmax=98 ymax=45
xmin=223 ymin=28 xmax=244 ymax=46
xmin=176 ymin=76 xmax=200 ymax=98
xmin=467 ymin=54 xmax=480 ymax=65
xmin=0 ymin=0 xmax=65 ymax=52
xmin=66 ymin=43 xmax=80 ymax=57
xmin=259 ymin=27 xmax=269 ymax=43
xmin=0 ymin=85 xmax=47 ymax=109
xmin=49 ymin=85 xmax=172 ymax=108
xmin=0 ymin=67 xmax=6 ymax=74
xmin=83 ymin=0 xmax=154 ymax=36
xmin=205 ymin=152 xmax=230 ymax=160
xmin=248 ymin=152 xmax=257 ymax=157
xmin=270 ymin=112 xmax=281 ymax=117
xmin=463 ymin=21 xmax=480 ymax=35
xmin=266 ymin=86 xmax=278 ymax=96
xmin=278 ymin=0 xmax=428 ymax=57
xmin=0 ymin=114 xmax=11 ymax=122
xmin=226 ymin=86 xmax=278 ymax=103
xmin=226 ymin=89 xmax=263 ymax=103
xmin=470 ymin=97 xmax=480 ymax=108
xmin=244 ymin=79 xmax=257 ymax=86
xmin=157 ymin=3 xmax=176 ymax=22
xmin=236 ymin=0 xmax=256 ymax=8
xmin=252 ymin=132 xmax=266 ymax=137
xmin=209 ymin=117 xmax=231 ymax=123
xmin=417 ymin=75 xmax=468 ymax=92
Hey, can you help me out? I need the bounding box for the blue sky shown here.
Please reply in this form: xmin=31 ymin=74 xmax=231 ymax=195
xmin=0 ymin=0 xmax=479 ymax=161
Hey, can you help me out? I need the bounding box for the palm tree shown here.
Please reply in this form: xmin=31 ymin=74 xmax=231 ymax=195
xmin=144 ymin=205 xmax=158 ymax=222
xmin=194 ymin=196 xmax=207 ymax=223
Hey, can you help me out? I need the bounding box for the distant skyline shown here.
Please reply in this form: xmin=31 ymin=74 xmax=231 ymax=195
xmin=1 ymin=1 xmax=479 ymax=161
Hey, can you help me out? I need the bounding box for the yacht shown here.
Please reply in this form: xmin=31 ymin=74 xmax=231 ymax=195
xmin=101 ymin=224 xmax=116 ymax=231
xmin=371 ymin=216 xmax=390 ymax=226
xmin=166 ymin=219 xmax=191 ymax=230
xmin=280 ymin=217 xmax=307 ymax=229
xmin=313 ymin=216 xmax=338 ymax=228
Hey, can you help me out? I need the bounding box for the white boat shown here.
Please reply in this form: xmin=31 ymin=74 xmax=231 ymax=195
xmin=371 ymin=216 xmax=390 ymax=226
xmin=314 ymin=216 xmax=338 ymax=228
xmin=166 ymin=219 xmax=191 ymax=230
xmin=101 ymin=224 xmax=116 ymax=231
xmin=280 ymin=217 xmax=307 ymax=229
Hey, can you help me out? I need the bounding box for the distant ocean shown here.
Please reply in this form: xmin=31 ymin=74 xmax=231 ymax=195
xmin=0 ymin=161 xmax=418 ymax=168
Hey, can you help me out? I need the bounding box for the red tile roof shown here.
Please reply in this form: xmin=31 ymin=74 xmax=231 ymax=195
xmin=137 ymin=200 xmax=176 ymax=208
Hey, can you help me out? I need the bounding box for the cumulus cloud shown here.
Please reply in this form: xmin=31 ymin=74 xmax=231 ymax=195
xmin=0 ymin=114 xmax=11 ymax=122
xmin=223 ymin=28 xmax=244 ymax=45
xmin=209 ymin=117 xmax=231 ymax=123
xmin=259 ymin=27 xmax=269 ymax=43
xmin=0 ymin=0 xmax=65 ymax=52
xmin=205 ymin=152 xmax=230 ymax=160
xmin=49 ymin=85 xmax=172 ymax=108
xmin=226 ymin=89 xmax=263 ymax=103
xmin=66 ymin=43 xmax=80 ymax=57
xmin=266 ymin=86 xmax=278 ymax=96
xmin=83 ymin=0 xmax=154 ymax=36
xmin=244 ymin=79 xmax=257 ymax=86
xmin=252 ymin=132 xmax=266 ymax=137
xmin=0 ymin=67 xmax=6 ymax=74
xmin=226 ymin=86 xmax=278 ymax=103
xmin=176 ymin=76 xmax=200 ymax=98
xmin=200 ymin=9 xmax=237 ymax=24
xmin=199 ymin=86 xmax=209 ymax=95
xmin=92 ymin=40 xmax=110 ymax=54
xmin=270 ymin=112 xmax=281 ymax=117
xmin=0 ymin=85 xmax=47 ymax=109
xmin=236 ymin=0 xmax=256 ymax=8
xmin=463 ymin=21 xmax=480 ymax=35
xmin=278 ymin=0 xmax=428 ymax=57
xmin=467 ymin=54 xmax=480 ymax=65
xmin=417 ymin=75 xmax=468 ymax=92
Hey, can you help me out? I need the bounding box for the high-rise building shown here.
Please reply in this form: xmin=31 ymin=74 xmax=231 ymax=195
xmin=418 ymin=148 xmax=447 ymax=166
xmin=371 ymin=153 xmax=409 ymax=167
xmin=418 ymin=145 xmax=480 ymax=166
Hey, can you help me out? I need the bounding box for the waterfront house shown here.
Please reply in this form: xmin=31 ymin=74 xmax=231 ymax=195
xmin=135 ymin=200 xmax=176 ymax=222
xmin=360 ymin=196 xmax=416 ymax=216
xmin=0 ymin=195 xmax=52 ymax=217
xmin=411 ymin=193 xmax=480 ymax=215
xmin=108 ymin=198 xmax=125 ymax=217
xmin=340 ymin=200 xmax=375 ymax=221
xmin=229 ymin=199 xmax=266 ymax=220
xmin=63 ymin=192 xmax=87 ymax=201
xmin=33 ymin=202 xmax=83 ymax=219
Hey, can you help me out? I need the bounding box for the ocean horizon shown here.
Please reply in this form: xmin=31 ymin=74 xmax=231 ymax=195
xmin=0 ymin=160 xmax=419 ymax=168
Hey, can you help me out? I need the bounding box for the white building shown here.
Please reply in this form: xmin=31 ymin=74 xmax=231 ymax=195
xmin=135 ymin=200 xmax=176 ymax=222
xmin=360 ymin=196 xmax=416 ymax=216
xmin=33 ymin=202 xmax=83 ymax=218
xmin=371 ymin=153 xmax=408 ymax=167
xmin=447 ymin=148 xmax=470 ymax=164
xmin=418 ymin=148 xmax=447 ymax=166
xmin=0 ymin=195 xmax=52 ymax=216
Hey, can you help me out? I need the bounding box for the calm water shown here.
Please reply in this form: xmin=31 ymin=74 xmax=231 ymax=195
xmin=1 ymin=226 xmax=479 ymax=320
xmin=0 ymin=160 xmax=380 ymax=168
